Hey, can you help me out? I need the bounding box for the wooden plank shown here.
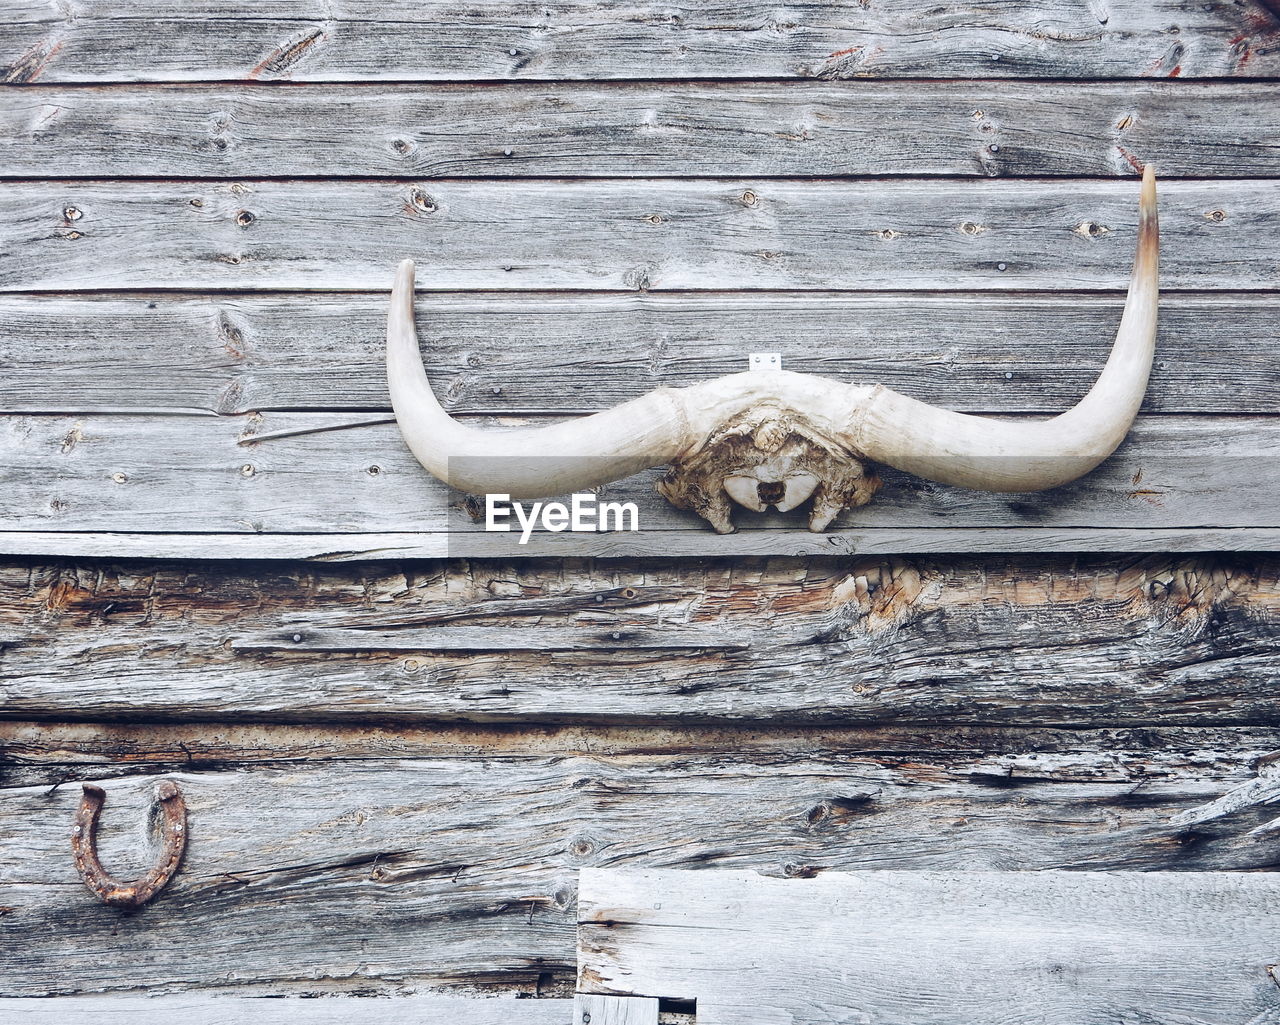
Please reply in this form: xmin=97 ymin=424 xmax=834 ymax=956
xmin=1 ymin=527 xmax=1279 ymax=561
xmin=0 ymin=996 xmax=572 ymax=1024
xmin=4 ymin=1 xmax=1278 ymax=82
xmin=573 ymin=995 xmax=659 ymax=1025
xmin=2 ymin=730 xmax=1278 ymax=994
xmin=3 ymin=292 xmax=1278 ymax=417
xmin=6 ymin=83 xmax=1280 ymax=179
xmin=1 ymin=179 xmax=1273 ymax=293
xmin=1 ymin=413 xmax=1276 ymax=548
xmin=577 ymin=867 xmax=1280 ymax=1023
xmin=1 ymin=556 xmax=1278 ymax=725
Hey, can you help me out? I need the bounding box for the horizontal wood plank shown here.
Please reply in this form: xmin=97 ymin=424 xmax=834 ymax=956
xmin=0 ymin=997 xmax=571 ymax=1023
xmin=3 ymin=292 xmax=1278 ymax=417
xmin=2 ymin=528 xmax=1279 ymax=560
xmin=577 ymin=867 xmax=1280 ymax=1023
xmin=2 ymin=729 xmax=1278 ymax=994
xmin=6 ymin=721 xmax=1277 ymax=774
xmin=1 ymin=413 xmax=1275 ymax=551
xmin=6 ymin=82 xmax=1280 ymax=179
xmin=1 ymin=556 xmax=1277 ymax=725
xmin=4 ymin=1 xmax=1279 ymax=82
xmin=1 ymin=180 xmax=1272 ymax=293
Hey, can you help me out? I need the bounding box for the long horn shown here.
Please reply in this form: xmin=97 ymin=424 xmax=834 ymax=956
xmin=847 ymin=165 xmax=1159 ymax=492
xmin=387 ymin=260 xmax=693 ymax=498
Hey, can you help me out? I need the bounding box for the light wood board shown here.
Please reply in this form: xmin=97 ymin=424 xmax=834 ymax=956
xmin=578 ymin=867 xmax=1280 ymax=1023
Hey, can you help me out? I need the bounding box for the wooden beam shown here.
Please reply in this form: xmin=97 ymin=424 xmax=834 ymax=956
xmin=3 ymin=292 xmax=1278 ymax=417
xmin=577 ymin=867 xmax=1280 ymax=1023
xmin=1 ymin=556 xmax=1277 ymax=726
xmin=2 ymin=730 xmax=1278 ymax=994
xmin=4 ymin=83 xmax=1280 ymax=179
xmin=4 ymin=1 xmax=1277 ymax=82
xmin=0 ymin=180 xmax=1271 ymax=292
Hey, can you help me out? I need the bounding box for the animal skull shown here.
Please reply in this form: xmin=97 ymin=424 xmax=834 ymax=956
xmin=657 ymin=405 xmax=881 ymax=533
xmin=387 ymin=168 xmax=1159 ymax=533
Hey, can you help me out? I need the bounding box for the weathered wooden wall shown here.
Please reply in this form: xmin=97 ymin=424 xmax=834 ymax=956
xmin=2 ymin=0 xmax=1279 ymax=1017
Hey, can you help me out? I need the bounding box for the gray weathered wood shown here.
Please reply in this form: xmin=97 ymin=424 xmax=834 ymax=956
xmin=4 ymin=1 xmax=1278 ymax=82
xmin=3 ymin=292 xmax=1277 ymax=417
xmin=6 ymin=82 xmax=1280 ymax=179
xmin=1 ymin=0 xmax=1277 ymax=1017
xmin=2 ymin=180 xmax=1272 ymax=293
xmin=2 ymin=413 xmax=1275 ymax=551
xmin=232 ymin=625 xmax=749 ymax=652
xmin=1 ymin=556 xmax=1277 ymax=725
xmin=2 ymin=527 xmax=1279 ymax=561
xmin=573 ymin=994 xmax=659 ymax=1025
xmin=4 ymin=721 xmax=1276 ymax=778
xmin=3 ymin=731 xmax=1278 ymax=994
xmin=0 ymin=996 xmax=572 ymax=1023
xmin=577 ymin=867 xmax=1280 ymax=1023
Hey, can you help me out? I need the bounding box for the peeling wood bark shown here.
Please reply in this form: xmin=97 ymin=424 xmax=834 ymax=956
xmin=9 ymin=721 xmax=1273 ymax=772
xmin=1 ymin=556 xmax=1277 ymax=725
xmin=2 ymin=179 xmax=1274 ymax=293
xmin=5 ymin=83 xmax=1280 ymax=179
xmin=2 ymin=731 xmax=1279 ymax=995
xmin=3 ymin=292 xmax=1279 ymax=417
xmin=577 ymin=867 xmax=1280 ymax=1023
xmin=4 ymin=1 xmax=1278 ymax=82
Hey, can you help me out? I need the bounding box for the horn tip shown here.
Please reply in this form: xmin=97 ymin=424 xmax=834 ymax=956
xmin=395 ymin=258 xmax=416 ymax=290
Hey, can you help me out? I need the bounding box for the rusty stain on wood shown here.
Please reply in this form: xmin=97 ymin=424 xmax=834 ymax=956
xmin=1 ymin=38 xmax=63 ymax=84
xmin=248 ymin=28 xmax=327 ymax=80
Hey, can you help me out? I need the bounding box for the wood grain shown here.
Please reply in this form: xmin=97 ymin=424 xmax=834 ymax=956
xmin=2 ymin=730 xmax=1278 ymax=995
xmin=4 ymin=1 xmax=1278 ymax=82
xmin=2 ymin=179 xmax=1272 ymax=293
xmin=2 ymin=412 xmax=1275 ymax=550
xmin=2 ymin=528 xmax=1279 ymax=561
xmin=573 ymin=995 xmax=659 ymax=1025
xmin=3 ymin=293 xmax=1278 ymax=417
xmin=6 ymin=82 xmax=1280 ymax=179
xmin=0 ymin=997 xmax=572 ymax=1023
xmin=2 ymin=0 xmax=1278 ymax=1015
xmin=1 ymin=556 xmax=1277 ymax=726
xmin=577 ymin=867 xmax=1280 ymax=1023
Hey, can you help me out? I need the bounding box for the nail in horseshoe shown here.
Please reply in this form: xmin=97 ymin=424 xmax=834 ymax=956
xmin=71 ymin=781 xmax=187 ymax=910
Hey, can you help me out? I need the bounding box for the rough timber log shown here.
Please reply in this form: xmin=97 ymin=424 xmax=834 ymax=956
xmin=1 ymin=556 xmax=1278 ymax=725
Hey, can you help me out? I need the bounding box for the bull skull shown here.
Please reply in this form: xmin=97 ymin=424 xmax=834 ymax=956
xmin=388 ymin=168 xmax=1158 ymax=533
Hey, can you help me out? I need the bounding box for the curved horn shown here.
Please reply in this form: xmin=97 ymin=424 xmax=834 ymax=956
xmin=387 ymin=260 xmax=692 ymax=498
xmin=847 ymin=165 xmax=1159 ymax=492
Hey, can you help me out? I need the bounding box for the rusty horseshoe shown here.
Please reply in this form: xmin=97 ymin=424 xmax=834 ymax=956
xmin=70 ymin=781 xmax=187 ymax=910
